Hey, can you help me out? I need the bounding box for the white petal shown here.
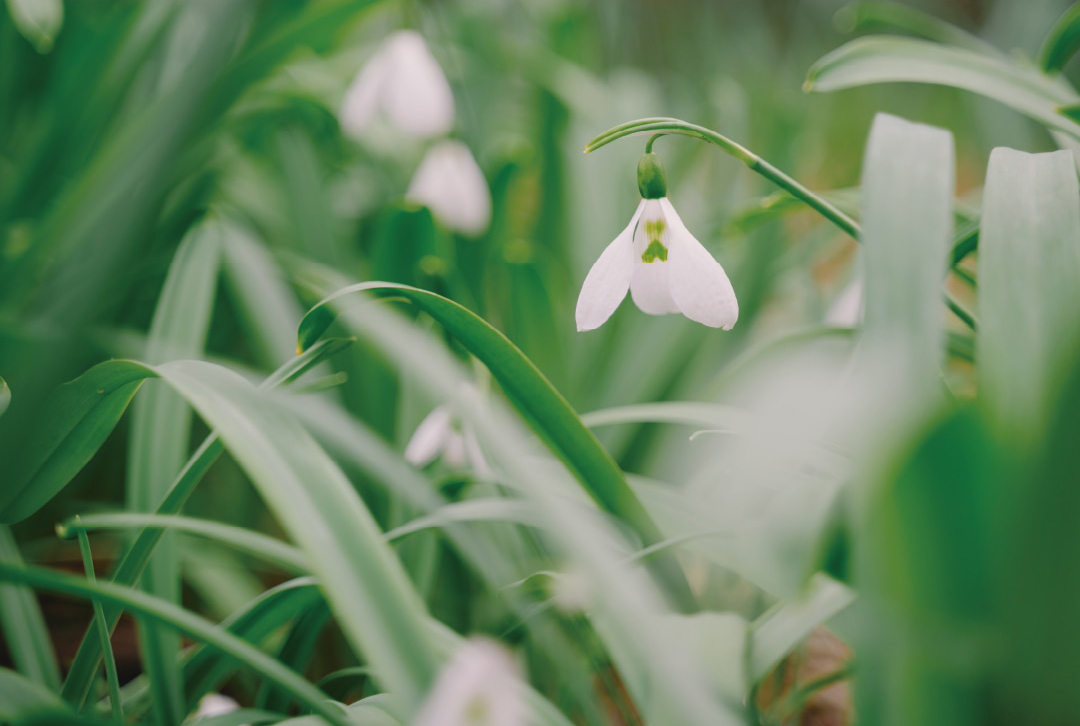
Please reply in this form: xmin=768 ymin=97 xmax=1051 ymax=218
xmin=575 ymin=200 xmax=643 ymax=331
xmin=404 ymin=406 xmax=453 ymax=467
xmin=629 ymin=199 xmax=679 ymax=315
xmin=339 ymin=43 xmax=390 ymax=139
xmin=383 ymin=30 xmax=455 ymax=139
xmin=662 ymin=198 xmax=739 ymax=329
xmin=406 ymin=141 xmax=492 ymax=236
xmin=414 ymin=639 xmax=525 ymax=726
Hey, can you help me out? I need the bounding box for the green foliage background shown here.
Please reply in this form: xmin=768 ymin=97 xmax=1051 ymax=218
xmin=2 ymin=0 xmax=1080 ymax=724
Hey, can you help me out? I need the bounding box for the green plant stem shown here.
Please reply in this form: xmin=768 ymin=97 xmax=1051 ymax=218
xmin=75 ymin=525 xmax=123 ymax=725
xmin=586 ymin=117 xmax=860 ymax=239
xmin=586 ymin=117 xmax=979 ymax=331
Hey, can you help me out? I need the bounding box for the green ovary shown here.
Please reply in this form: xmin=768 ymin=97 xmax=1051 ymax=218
xmin=641 ymin=219 xmax=668 ymax=262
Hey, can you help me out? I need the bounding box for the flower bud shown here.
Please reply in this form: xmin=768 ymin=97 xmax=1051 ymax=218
xmin=636 ymin=152 xmax=668 ymax=199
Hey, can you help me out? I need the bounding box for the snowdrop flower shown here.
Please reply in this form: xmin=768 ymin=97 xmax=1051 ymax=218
xmin=414 ymin=638 xmax=525 ymax=726
xmin=407 ymin=140 xmax=492 ymax=236
xmin=405 ymin=403 xmax=491 ymax=477
xmin=576 ymin=152 xmax=738 ymax=331
xmin=340 ymin=29 xmax=455 ymax=140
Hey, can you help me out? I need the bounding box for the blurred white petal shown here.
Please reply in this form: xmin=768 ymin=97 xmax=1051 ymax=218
xmin=414 ymin=639 xmax=524 ymax=726
xmin=825 ymin=274 xmax=864 ymax=328
xmin=407 ymin=140 xmax=492 ymax=236
xmin=382 ymin=30 xmax=455 ymax=138
xmin=6 ymin=0 xmax=63 ymax=53
xmin=575 ymin=200 xmax=642 ymax=331
xmin=194 ymin=693 xmax=242 ymax=721
xmin=663 ymin=198 xmax=738 ymax=330
xmin=339 ymin=30 xmax=454 ymax=141
xmin=339 ymin=44 xmax=390 ymax=138
xmin=629 ymin=199 xmax=679 ymax=315
xmin=405 ymin=406 xmax=453 ymax=467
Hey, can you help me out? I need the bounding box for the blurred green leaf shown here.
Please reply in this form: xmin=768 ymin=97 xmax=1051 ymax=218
xmin=127 ymin=215 xmax=221 ymax=726
xmin=0 ymin=666 xmax=74 ymax=723
xmin=977 ymin=147 xmax=1080 ymax=436
xmin=834 ymin=1 xmax=999 ymax=55
xmin=1039 ymin=2 xmax=1080 ymax=73
xmin=0 ymin=526 xmax=60 ymax=691
xmin=806 ymin=36 xmax=1080 ymax=140
xmin=859 ymin=113 xmax=954 ymax=397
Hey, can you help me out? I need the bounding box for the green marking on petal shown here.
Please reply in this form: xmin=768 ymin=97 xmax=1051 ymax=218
xmin=644 ymin=219 xmax=666 ymax=238
xmin=641 ymin=240 xmax=668 ymax=263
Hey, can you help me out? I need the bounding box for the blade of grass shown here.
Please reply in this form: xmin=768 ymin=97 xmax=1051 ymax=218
xmin=0 ymin=562 xmax=350 ymax=726
xmin=0 ymin=526 xmax=60 ymax=690
xmin=74 ymin=525 xmax=122 ymax=725
xmin=61 ymin=339 xmax=351 ymax=707
xmin=126 ymin=213 xmax=221 ymax=726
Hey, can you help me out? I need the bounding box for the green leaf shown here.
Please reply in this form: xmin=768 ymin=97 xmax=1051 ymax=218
xmin=834 ymin=1 xmax=1000 ymax=55
xmin=0 ymin=666 xmax=74 ymax=723
xmin=60 ymin=513 xmax=309 ymax=575
xmin=0 ymin=527 xmax=60 ymax=691
xmin=60 ymin=340 xmax=352 ymax=708
xmin=859 ymin=113 xmax=954 ymax=397
xmin=127 ymin=215 xmax=221 ymax=726
xmin=806 ymin=36 xmax=1080 ymax=140
xmin=0 ymin=360 xmax=150 ymax=523
xmin=855 ymin=406 xmax=1004 ymax=725
xmin=154 ymin=359 xmax=441 ymax=713
xmin=1039 ymin=2 xmax=1080 ymax=73
xmin=977 ymin=147 xmax=1080 ymax=435
xmin=0 ymin=563 xmax=350 ymax=726
xmin=297 ymin=282 xmax=697 ymax=611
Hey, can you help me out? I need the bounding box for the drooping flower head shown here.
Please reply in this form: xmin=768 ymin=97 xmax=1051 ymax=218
xmin=406 ymin=140 xmax=492 ymax=236
xmin=413 ymin=638 xmax=525 ymax=726
xmin=340 ymin=29 xmax=455 ymax=140
xmin=576 ymin=152 xmax=738 ymax=331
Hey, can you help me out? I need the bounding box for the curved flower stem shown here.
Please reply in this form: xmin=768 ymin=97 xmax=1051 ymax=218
xmin=586 ymin=117 xmax=978 ymax=331
xmin=586 ymin=117 xmax=860 ymax=239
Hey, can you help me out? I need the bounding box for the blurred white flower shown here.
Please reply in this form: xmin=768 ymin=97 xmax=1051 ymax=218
xmin=414 ymin=638 xmax=524 ymax=726
xmin=193 ymin=693 xmax=243 ymax=723
xmin=340 ymin=29 xmax=455 ymax=140
xmin=825 ymin=274 xmax=863 ymax=328
xmin=405 ymin=404 xmax=490 ymax=476
xmin=406 ymin=140 xmax=492 ymax=236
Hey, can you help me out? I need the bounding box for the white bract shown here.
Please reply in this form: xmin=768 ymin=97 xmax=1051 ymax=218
xmin=576 ymin=194 xmax=739 ymax=331
xmin=407 ymin=140 xmax=492 ymax=236
xmin=340 ymin=29 xmax=455 ymax=140
xmin=405 ymin=403 xmax=491 ymax=476
xmin=414 ymin=638 xmax=525 ymax=726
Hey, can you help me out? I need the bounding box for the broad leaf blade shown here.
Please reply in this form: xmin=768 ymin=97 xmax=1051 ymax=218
xmin=860 ymin=113 xmax=954 ymax=398
xmin=977 ymin=147 xmax=1080 ymax=435
xmin=806 ymin=36 xmax=1080 ymax=140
